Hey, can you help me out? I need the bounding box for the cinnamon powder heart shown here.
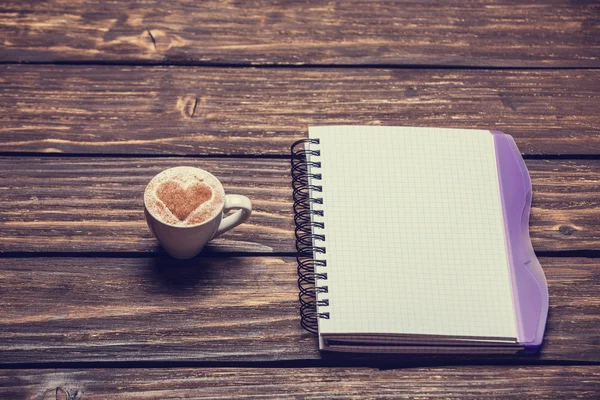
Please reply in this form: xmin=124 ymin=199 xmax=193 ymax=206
xmin=156 ymin=180 xmax=212 ymax=221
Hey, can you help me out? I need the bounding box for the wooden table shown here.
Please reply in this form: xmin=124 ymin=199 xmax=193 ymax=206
xmin=1 ymin=1 xmax=599 ymax=398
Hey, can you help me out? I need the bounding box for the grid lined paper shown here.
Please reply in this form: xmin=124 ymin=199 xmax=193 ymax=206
xmin=307 ymin=126 xmax=518 ymax=340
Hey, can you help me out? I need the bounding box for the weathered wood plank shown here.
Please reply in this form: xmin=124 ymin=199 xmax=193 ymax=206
xmin=1 ymin=0 xmax=598 ymax=67
xmin=0 ymin=257 xmax=308 ymax=363
xmin=1 ymin=158 xmax=599 ymax=253
xmin=1 ymin=66 xmax=599 ymax=155
xmin=0 ymin=158 xmax=292 ymax=253
xmin=0 ymin=256 xmax=597 ymax=363
xmin=528 ymin=160 xmax=600 ymax=251
xmin=1 ymin=366 xmax=599 ymax=399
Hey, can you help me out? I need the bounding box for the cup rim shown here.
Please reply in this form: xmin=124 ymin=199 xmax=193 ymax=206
xmin=144 ymin=166 xmax=226 ymax=229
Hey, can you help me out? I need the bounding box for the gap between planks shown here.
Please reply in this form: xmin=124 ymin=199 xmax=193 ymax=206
xmin=3 ymin=61 xmax=600 ymax=70
xmin=1 ymin=153 xmax=600 ymax=160
xmin=0 ymin=358 xmax=599 ymax=370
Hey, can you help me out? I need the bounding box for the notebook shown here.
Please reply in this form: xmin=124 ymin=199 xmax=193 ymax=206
xmin=291 ymin=126 xmax=549 ymax=354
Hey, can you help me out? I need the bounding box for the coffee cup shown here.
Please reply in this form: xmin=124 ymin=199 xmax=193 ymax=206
xmin=144 ymin=166 xmax=252 ymax=259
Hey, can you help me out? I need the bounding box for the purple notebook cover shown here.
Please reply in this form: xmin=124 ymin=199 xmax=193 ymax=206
xmin=492 ymin=131 xmax=549 ymax=352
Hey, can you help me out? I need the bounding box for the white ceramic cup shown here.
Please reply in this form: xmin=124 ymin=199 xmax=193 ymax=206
xmin=144 ymin=167 xmax=252 ymax=259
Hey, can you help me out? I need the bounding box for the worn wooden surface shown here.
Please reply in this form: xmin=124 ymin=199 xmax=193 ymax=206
xmin=0 ymin=256 xmax=597 ymax=364
xmin=1 ymin=0 xmax=599 ymax=67
xmin=1 ymin=0 xmax=599 ymax=397
xmin=1 ymin=66 xmax=600 ymax=155
xmin=0 ymin=157 xmax=600 ymax=253
xmin=1 ymin=366 xmax=599 ymax=399
xmin=0 ymin=157 xmax=292 ymax=253
xmin=1 ymin=158 xmax=599 ymax=254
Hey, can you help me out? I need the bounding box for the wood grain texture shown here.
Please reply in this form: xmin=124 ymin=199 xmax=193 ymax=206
xmin=1 ymin=0 xmax=599 ymax=67
xmin=1 ymin=366 xmax=599 ymax=399
xmin=1 ymin=158 xmax=600 ymax=254
xmin=0 ymin=256 xmax=310 ymax=363
xmin=1 ymin=66 xmax=600 ymax=155
xmin=0 ymin=158 xmax=293 ymax=254
xmin=0 ymin=256 xmax=597 ymax=363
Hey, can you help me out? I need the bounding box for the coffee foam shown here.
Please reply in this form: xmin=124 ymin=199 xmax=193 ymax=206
xmin=144 ymin=167 xmax=225 ymax=226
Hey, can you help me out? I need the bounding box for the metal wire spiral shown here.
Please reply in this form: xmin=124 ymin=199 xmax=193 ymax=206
xmin=291 ymin=138 xmax=329 ymax=334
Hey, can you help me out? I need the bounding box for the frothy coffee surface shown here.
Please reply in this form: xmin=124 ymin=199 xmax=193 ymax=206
xmin=145 ymin=167 xmax=225 ymax=226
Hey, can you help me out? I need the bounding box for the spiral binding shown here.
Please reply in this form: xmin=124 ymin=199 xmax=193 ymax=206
xmin=291 ymin=138 xmax=329 ymax=334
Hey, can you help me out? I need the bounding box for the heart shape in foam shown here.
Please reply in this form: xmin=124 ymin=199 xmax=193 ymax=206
xmin=156 ymin=180 xmax=213 ymax=221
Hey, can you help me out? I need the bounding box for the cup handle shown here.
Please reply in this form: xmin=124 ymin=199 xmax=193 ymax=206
xmin=212 ymin=194 xmax=252 ymax=239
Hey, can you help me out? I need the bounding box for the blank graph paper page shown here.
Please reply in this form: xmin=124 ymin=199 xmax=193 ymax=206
xmin=308 ymin=126 xmax=518 ymax=339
